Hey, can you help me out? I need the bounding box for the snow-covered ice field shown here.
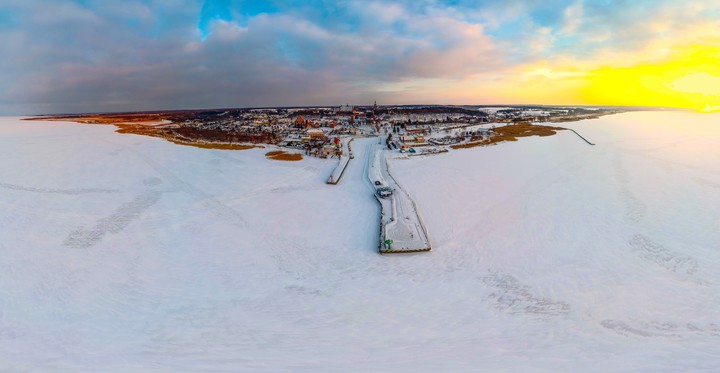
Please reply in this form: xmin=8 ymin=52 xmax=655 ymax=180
xmin=1 ymin=111 xmax=720 ymax=372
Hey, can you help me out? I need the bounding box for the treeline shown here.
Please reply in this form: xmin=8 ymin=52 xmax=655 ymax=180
xmin=171 ymin=126 xmax=280 ymax=144
xmin=377 ymin=106 xmax=489 ymax=116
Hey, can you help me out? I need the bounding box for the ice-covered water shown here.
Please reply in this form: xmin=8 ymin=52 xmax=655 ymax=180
xmin=1 ymin=112 xmax=719 ymax=372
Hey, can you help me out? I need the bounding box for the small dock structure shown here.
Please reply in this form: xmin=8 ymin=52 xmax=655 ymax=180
xmin=327 ymin=137 xmax=354 ymax=184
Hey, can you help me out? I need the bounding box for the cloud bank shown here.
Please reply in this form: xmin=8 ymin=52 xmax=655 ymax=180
xmin=2 ymin=0 xmax=720 ymax=114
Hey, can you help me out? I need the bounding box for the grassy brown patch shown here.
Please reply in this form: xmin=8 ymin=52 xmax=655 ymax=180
xmin=27 ymin=115 xmax=260 ymax=151
xmin=451 ymin=123 xmax=566 ymax=150
xmin=167 ymin=139 xmax=259 ymax=150
xmin=26 ymin=113 xmax=170 ymax=125
xmin=114 ymin=123 xmax=166 ymax=136
xmin=265 ymin=150 xmax=302 ymax=161
xmin=116 ymin=123 xmax=259 ymax=150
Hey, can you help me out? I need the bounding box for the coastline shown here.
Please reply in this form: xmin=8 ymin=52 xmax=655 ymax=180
xmin=22 ymin=108 xmax=625 ymax=153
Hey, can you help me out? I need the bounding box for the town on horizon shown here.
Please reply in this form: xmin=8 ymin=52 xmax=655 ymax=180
xmin=30 ymin=102 xmax=618 ymax=159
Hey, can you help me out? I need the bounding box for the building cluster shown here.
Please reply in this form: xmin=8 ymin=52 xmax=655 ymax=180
xmin=164 ymin=104 xmax=614 ymax=158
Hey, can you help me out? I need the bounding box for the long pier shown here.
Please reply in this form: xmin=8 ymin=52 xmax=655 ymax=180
xmin=367 ymin=142 xmax=431 ymax=253
xmin=567 ymin=128 xmax=595 ymax=145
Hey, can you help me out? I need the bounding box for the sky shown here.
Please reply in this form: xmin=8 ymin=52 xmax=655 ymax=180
xmin=1 ymin=0 xmax=720 ymax=115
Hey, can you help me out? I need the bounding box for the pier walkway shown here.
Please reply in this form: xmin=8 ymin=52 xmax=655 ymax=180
xmin=327 ymin=137 xmax=354 ymax=184
xmin=367 ymin=141 xmax=431 ymax=253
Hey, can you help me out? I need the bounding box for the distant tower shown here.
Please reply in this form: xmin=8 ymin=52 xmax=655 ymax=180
xmin=373 ymin=100 xmax=379 ymax=112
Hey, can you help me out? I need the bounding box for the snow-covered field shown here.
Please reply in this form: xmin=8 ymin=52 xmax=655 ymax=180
xmin=1 ymin=111 xmax=719 ymax=372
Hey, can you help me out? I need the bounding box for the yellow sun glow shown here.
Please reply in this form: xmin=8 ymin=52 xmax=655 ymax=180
xmin=382 ymin=43 xmax=720 ymax=111
xmin=579 ymin=45 xmax=720 ymax=112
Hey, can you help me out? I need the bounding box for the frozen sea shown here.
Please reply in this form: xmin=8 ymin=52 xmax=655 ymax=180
xmin=1 ymin=111 xmax=719 ymax=372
